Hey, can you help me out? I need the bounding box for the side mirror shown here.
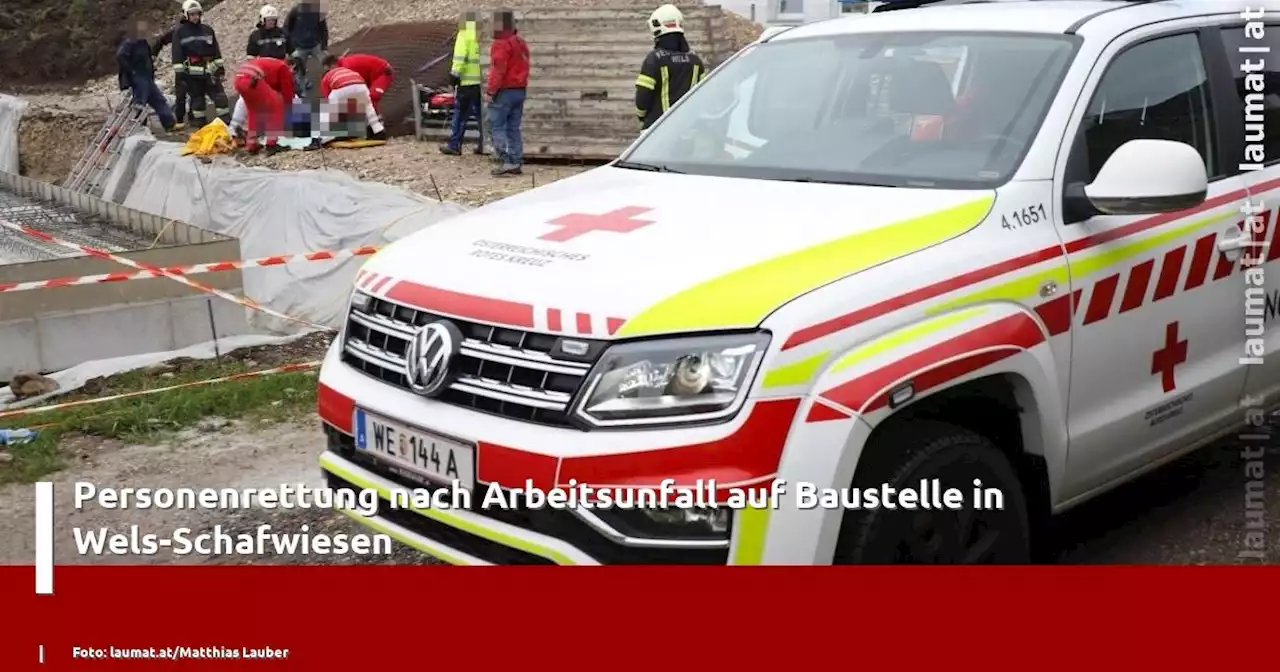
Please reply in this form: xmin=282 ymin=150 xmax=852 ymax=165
xmin=1083 ymin=139 xmax=1208 ymax=216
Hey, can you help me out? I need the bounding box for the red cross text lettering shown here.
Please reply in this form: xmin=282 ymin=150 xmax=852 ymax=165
xmin=1151 ymin=321 xmax=1188 ymax=393
xmin=540 ymin=206 xmax=655 ymax=242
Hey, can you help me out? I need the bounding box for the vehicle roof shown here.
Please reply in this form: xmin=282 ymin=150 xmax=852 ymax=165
xmin=771 ymin=0 xmax=1249 ymax=42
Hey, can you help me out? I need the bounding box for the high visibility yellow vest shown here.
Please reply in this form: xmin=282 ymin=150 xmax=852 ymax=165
xmin=451 ymin=23 xmax=482 ymax=87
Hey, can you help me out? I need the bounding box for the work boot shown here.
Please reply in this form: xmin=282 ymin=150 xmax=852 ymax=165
xmin=246 ymin=143 xmax=261 ymax=155
xmin=369 ymin=130 xmax=387 ymax=142
xmin=172 ymin=122 xmax=187 ymax=131
xmin=473 ymin=146 xmax=485 ymax=155
xmin=439 ymin=144 xmax=460 ymax=156
xmin=264 ymin=143 xmax=285 ymax=157
xmin=492 ymin=164 xmax=522 ymax=177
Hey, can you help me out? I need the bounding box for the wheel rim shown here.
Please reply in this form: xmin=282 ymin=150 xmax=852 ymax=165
xmin=878 ymin=455 xmax=1025 ymax=564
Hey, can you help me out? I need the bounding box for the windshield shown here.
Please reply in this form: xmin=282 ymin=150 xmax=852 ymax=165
xmin=621 ymin=31 xmax=1079 ymax=188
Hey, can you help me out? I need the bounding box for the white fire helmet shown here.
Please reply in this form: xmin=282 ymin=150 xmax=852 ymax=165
xmin=182 ymin=0 xmax=203 ymax=16
xmin=260 ymin=5 xmax=280 ymax=21
xmin=649 ymin=4 xmax=684 ymax=38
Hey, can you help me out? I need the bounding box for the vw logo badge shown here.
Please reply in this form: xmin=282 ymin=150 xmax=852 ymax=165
xmin=404 ymin=321 xmax=461 ymax=397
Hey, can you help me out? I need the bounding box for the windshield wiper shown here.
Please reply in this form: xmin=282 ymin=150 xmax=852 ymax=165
xmin=613 ymin=160 xmax=685 ymax=174
xmin=778 ymin=177 xmax=900 ymax=187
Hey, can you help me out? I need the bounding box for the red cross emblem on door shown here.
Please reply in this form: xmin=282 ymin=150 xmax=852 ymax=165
xmin=539 ymin=206 xmax=655 ymax=242
xmin=1151 ymin=321 xmax=1188 ymax=393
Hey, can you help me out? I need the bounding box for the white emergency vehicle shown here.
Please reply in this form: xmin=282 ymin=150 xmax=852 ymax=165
xmin=317 ymin=0 xmax=1277 ymax=564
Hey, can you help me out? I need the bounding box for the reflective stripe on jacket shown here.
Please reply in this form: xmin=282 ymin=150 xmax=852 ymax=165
xmin=451 ymin=22 xmax=482 ymax=87
xmin=320 ymin=66 xmax=366 ymax=97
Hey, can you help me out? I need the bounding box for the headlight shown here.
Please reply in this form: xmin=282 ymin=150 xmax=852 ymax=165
xmin=572 ymin=332 xmax=770 ymax=428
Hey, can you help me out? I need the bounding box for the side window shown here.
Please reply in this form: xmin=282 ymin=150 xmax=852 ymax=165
xmin=1073 ymin=33 xmax=1218 ymax=182
xmin=1219 ymin=25 xmax=1280 ymax=166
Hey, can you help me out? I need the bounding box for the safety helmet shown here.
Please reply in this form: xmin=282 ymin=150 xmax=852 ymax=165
xmin=648 ymin=4 xmax=684 ymax=38
xmin=260 ymin=5 xmax=279 ymax=21
xmin=182 ymin=0 xmax=203 ymax=16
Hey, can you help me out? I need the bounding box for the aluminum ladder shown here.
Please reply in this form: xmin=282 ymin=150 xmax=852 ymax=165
xmin=63 ymin=96 xmax=151 ymax=196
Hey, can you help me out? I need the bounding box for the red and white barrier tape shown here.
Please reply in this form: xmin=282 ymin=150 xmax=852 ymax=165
xmin=0 ymin=246 xmax=381 ymax=294
xmin=0 ymin=218 xmax=337 ymax=332
xmin=0 ymin=361 xmax=320 ymax=420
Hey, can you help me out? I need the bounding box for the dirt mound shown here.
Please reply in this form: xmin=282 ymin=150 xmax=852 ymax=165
xmin=0 ymin=1 xmax=224 ymax=89
xmin=16 ymin=107 xmax=101 ymax=183
xmin=328 ymin=21 xmax=457 ymax=137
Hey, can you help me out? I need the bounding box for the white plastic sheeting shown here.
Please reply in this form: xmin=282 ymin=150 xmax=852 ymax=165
xmin=0 ymin=94 xmax=28 ymax=175
xmin=116 ymin=140 xmax=470 ymax=333
xmin=0 ymin=331 xmax=313 ymax=411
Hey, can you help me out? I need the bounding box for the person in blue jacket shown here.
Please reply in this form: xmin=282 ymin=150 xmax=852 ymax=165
xmin=117 ymin=18 xmax=177 ymax=132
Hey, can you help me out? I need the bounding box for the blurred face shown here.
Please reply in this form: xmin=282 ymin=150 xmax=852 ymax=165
xmin=187 ymin=10 xmax=202 ymax=23
xmin=134 ymin=20 xmax=150 ymax=38
xmin=264 ymin=17 xmax=277 ymax=28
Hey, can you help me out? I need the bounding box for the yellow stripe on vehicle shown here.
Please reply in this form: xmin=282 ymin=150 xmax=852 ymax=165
xmin=929 ymin=211 xmax=1236 ymax=314
xmin=763 ymin=351 xmax=831 ymax=389
xmin=831 ymin=305 xmax=990 ymax=374
xmin=321 ymin=456 xmax=580 ymax=565
xmin=616 ymin=196 xmax=996 ymax=338
xmin=732 ymin=505 xmax=771 ymax=565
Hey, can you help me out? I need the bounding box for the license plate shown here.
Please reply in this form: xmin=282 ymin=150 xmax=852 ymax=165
xmin=354 ymin=409 xmax=475 ymax=490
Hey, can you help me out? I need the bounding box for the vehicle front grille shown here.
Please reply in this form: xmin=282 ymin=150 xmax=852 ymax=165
xmin=341 ymin=293 xmax=604 ymax=428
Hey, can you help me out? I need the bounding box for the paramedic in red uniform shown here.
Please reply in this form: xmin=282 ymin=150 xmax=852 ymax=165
xmin=233 ymin=56 xmax=295 ymax=154
xmin=320 ymin=55 xmax=387 ymax=140
xmin=337 ymin=53 xmax=394 ymax=115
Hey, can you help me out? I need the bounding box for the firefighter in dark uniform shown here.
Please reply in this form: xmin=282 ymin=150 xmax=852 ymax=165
xmin=247 ymin=5 xmax=291 ymax=59
xmin=635 ymin=4 xmax=708 ymax=130
xmin=153 ymin=16 xmax=193 ymax=129
xmin=171 ymin=0 xmax=231 ymax=128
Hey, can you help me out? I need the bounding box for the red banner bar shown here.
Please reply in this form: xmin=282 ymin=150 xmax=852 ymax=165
xmin=3 ymin=566 xmax=1275 ymax=668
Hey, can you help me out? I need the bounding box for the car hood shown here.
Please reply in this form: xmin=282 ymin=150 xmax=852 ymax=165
xmin=359 ymin=167 xmax=994 ymax=339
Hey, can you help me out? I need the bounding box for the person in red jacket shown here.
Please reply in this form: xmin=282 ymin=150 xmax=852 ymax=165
xmin=233 ymin=56 xmax=295 ymax=154
xmin=486 ymin=10 xmax=529 ymax=176
xmin=320 ymin=54 xmax=387 ymax=140
xmin=337 ymin=53 xmax=394 ymax=114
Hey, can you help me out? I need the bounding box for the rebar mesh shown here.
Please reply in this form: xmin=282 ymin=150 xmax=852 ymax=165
xmin=0 ymin=186 xmax=151 ymax=264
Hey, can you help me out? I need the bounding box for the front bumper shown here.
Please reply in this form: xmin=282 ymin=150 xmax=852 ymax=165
xmin=316 ymin=336 xmax=804 ymax=565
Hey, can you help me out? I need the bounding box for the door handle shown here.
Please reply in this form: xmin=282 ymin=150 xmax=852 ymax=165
xmin=1218 ymin=234 xmax=1250 ymax=252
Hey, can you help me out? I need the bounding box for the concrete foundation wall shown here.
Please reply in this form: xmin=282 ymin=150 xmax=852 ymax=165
xmin=1 ymin=293 xmax=250 ymax=380
xmin=0 ymin=170 xmax=254 ymax=379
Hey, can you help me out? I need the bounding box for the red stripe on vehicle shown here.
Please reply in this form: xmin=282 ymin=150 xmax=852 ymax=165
xmin=864 ymin=349 xmax=1019 ymax=413
xmin=805 ymin=401 xmax=853 ymax=423
xmin=821 ymin=313 xmax=1043 ymax=413
xmin=554 ymin=399 xmax=802 ymax=487
xmin=1264 ymin=212 xmax=1280 ymax=262
xmin=547 ymin=308 xmax=563 ymax=332
xmin=386 ymin=279 xmax=536 ymax=328
xmin=1083 ymin=275 xmax=1119 ymax=325
xmin=1185 ymin=234 xmax=1215 ymax=290
xmin=1119 ymin=259 xmax=1154 ymax=313
xmin=360 ymin=272 xmax=379 ymax=289
xmin=1153 ymin=246 xmax=1187 ymax=302
xmin=607 ymin=318 xmax=626 ymax=335
xmin=1034 ymin=289 xmax=1081 ymax=336
xmin=784 ymin=246 xmax=1064 ymax=350
xmin=368 ymin=275 xmax=392 ymax=293
xmin=575 ymin=313 xmax=592 ymax=335
xmin=785 ymin=180 xmax=1280 ymax=351
xmin=317 ymin=383 xmax=356 ymax=434
xmin=477 ymin=442 xmax=559 ymax=491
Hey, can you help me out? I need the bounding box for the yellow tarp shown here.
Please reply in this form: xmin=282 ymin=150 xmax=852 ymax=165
xmin=327 ymin=139 xmax=387 ymax=149
xmin=180 ymin=118 xmax=236 ymax=157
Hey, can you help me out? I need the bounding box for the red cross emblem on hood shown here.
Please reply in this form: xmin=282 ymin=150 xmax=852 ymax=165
xmin=540 ymin=206 xmax=655 ymax=242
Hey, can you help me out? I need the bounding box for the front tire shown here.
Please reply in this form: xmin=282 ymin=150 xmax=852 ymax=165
xmin=833 ymin=419 xmax=1031 ymax=564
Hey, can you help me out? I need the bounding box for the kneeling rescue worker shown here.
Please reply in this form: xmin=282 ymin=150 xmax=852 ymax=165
xmin=635 ymin=4 xmax=707 ymax=130
xmin=172 ymin=0 xmax=231 ymax=128
xmin=234 ymin=56 xmax=295 ymax=154
xmin=320 ymin=55 xmax=387 ymax=141
xmin=336 ymin=52 xmax=394 ymax=116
